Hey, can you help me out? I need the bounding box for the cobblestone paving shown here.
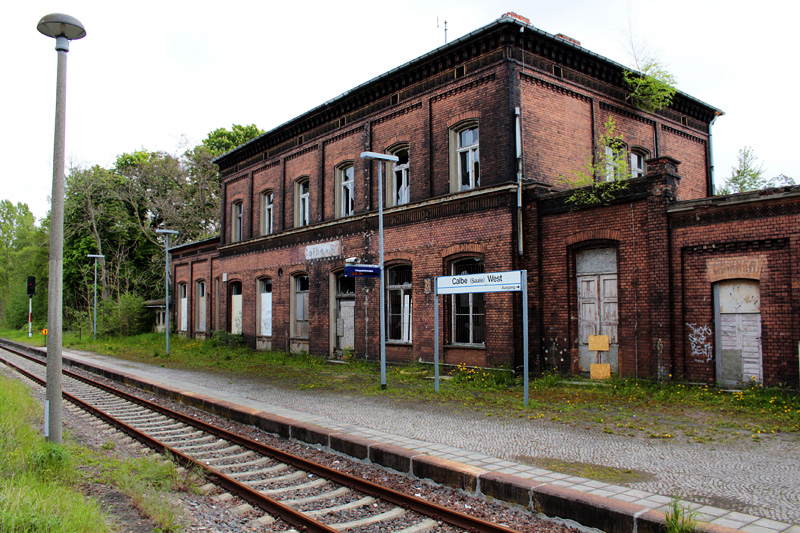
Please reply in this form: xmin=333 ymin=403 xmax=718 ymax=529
xmin=62 ymin=350 xmax=800 ymax=529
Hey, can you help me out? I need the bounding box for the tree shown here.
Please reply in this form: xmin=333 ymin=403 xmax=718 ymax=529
xmin=555 ymin=117 xmax=630 ymax=208
xmin=0 ymin=201 xmax=39 ymax=322
xmin=623 ymin=60 xmax=677 ymax=113
xmin=622 ymin=22 xmax=677 ymax=113
xmin=202 ymin=124 xmax=265 ymax=157
xmin=716 ymin=147 xmax=795 ymax=195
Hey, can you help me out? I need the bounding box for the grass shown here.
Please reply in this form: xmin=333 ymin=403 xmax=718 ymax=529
xmin=0 ymin=369 xmax=202 ymax=532
xmin=665 ymin=498 xmax=700 ymax=533
xmin=0 ymin=372 xmax=110 ymax=532
xmin=4 ymin=327 xmax=800 ymax=446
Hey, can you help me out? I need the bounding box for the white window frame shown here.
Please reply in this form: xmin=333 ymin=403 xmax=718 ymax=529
xmin=630 ymin=149 xmax=648 ymax=178
xmin=338 ymin=164 xmax=355 ymax=218
xmin=457 ymin=126 xmax=480 ymax=191
xmin=386 ymin=265 xmax=412 ymax=343
xmin=231 ymin=201 xmax=244 ymax=242
xmin=295 ymin=178 xmax=310 ymax=227
xmin=388 ymin=147 xmax=410 ymax=207
xmin=604 ymin=141 xmax=628 ymax=182
xmin=261 ymin=191 xmax=274 ymax=235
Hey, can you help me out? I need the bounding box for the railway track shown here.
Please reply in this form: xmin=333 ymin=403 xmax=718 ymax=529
xmin=0 ymin=344 xmax=522 ymax=533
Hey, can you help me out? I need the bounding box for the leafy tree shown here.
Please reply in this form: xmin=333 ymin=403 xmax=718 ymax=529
xmin=556 ymin=117 xmax=630 ymax=208
xmin=623 ymin=60 xmax=677 ymax=113
xmin=202 ymin=124 xmax=265 ymax=157
xmin=0 ymin=201 xmax=41 ymax=323
xmin=716 ymin=147 xmax=795 ymax=195
xmin=622 ymin=24 xmax=677 ymax=113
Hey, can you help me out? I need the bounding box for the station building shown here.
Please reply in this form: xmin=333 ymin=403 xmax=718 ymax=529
xmin=169 ymin=13 xmax=800 ymax=388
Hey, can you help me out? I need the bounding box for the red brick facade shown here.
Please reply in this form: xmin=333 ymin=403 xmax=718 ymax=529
xmin=168 ymin=14 xmax=798 ymax=387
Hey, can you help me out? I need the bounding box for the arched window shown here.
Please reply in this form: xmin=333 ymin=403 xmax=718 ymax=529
xmin=295 ymin=178 xmax=310 ymax=227
xmin=630 ymin=148 xmax=650 ymax=178
xmin=388 ymin=146 xmax=410 ymax=207
xmin=336 ymin=163 xmax=355 ymax=218
xmin=261 ymin=190 xmax=274 ymax=235
xmin=231 ymin=200 xmax=244 ymax=241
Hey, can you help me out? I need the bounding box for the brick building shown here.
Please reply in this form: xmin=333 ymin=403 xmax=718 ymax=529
xmin=169 ymin=13 xmax=799 ymax=388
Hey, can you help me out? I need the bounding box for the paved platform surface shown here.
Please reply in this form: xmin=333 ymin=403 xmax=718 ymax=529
xmin=24 ymin=347 xmax=800 ymax=531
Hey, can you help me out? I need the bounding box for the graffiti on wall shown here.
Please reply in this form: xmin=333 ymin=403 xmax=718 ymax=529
xmin=686 ymin=323 xmax=713 ymax=363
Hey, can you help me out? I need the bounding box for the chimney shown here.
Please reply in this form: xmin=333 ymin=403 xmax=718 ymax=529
xmin=555 ymin=33 xmax=581 ymax=47
xmin=500 ymin=12 xmax=531 ymax=25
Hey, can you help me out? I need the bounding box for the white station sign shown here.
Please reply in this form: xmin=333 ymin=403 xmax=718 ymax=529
xmin=436 ymin=270 xmax=523 ymax=294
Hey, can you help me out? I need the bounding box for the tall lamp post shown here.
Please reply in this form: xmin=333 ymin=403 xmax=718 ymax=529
xmin=38 ymin=13 xmax=86 ymax=444
xmin=359 ymin=152 xmax=398 ymax=390
xmin=156 ymin=229 xmax=179 ymax=355
xmin=87 ymin=254 xmax=104 ymax=340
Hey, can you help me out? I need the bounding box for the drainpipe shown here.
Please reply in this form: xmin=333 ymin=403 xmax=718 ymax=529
xmin=515 ymin=107 xmax=524 ymax=257
xmin=708 ymin=112 xmax=721 ymax=195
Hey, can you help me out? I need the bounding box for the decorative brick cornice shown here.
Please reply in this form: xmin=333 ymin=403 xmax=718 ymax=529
xmin=431 ymin=74 xmax=496 ymax=103
xmin=661 ymin=124 xmax=706 ymax=146
xmin=520 ymin=72 xmax=591 ymax=103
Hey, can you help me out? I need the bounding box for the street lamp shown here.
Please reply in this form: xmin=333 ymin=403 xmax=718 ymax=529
xmin=38 ymin=13 xmax=86 ymax=444
xmin=360 ymin=151 xmax=399 ymax=390
xmin=156 ymin=229 xmax=179 ymax=355
xmin=87 ymin=254 xmax=104 ymax=340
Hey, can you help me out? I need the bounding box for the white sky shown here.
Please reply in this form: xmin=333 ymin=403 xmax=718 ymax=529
xmin=4 ymin=0 xmax=798 ymax=221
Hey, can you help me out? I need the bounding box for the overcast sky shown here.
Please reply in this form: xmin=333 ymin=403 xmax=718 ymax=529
xmin=5 ymin=0 xmax=798 ymax=221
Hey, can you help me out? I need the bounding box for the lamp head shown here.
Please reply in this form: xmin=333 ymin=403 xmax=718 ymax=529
xmin=37 ymin=13 xmax=86 ymax=40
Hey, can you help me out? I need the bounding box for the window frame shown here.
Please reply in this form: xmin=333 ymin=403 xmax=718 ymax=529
xmin=336 ymin=163 xmax=355 ymax=218
xmin=604 ymin=140 xmax=628 ymax=182
xmin=261 ymin=190 xmax=274 ymax=236
xmin=386 ymin=264 xmax=412 ymax=343
xmin=231 ymin=200 xmax=244 ymax=242
xmin=295 ymin=178 xmax=310 ymax=227
xmin=257 ymin=277 xmax=273 ymax=337
xmin=449 ymin=121 xmax=480 ymax=193
xmin=195 ymin=280 xmax=206 ymax=332
xmin=449 ymin=257 xmax=485 ymax=345
xmin=630 ymin=148 xmax=649 ymax=178
xmin=291 ymin=273 xmax=310 ymax=339
xmin=387 ymin=146 xmax=410 ymax=207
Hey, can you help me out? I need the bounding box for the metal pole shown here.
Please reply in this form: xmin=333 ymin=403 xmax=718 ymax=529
xmin=165 ymin=233 xmax=171 ymax=355
xmin=378 ymin=161 xmax=386 ymax=390
xmin=434 ymin=288 xmax=439 ymax=393
xmin=93 ymin=257 xmax=97 ymax=340
xmin=45 ymin=36 xmax=69 ymax=444
xmin=522 ymin=269 xmax=529 ymax=406
xmin=28 ymin=297 xmax=32 ymax=338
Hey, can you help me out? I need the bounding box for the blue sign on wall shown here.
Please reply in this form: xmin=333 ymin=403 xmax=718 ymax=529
xmin=343 ymin=264 xmax=381 ymax=278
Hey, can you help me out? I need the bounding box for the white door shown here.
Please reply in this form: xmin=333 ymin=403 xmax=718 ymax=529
xmin=716 ymin=280 xmax=762 ymax=386
xmin=337 ymin=299 xmax=355 ymax=350
xmin=260 ymin=283 xmax=272 ymax=337
xmin=179 ymin=285 xmax=188 ymax=331
xmin=231 ymin=282 xmax=243 ymax=335
xmin=197 ymin=282 xmax=206 ymax=332
xmin=576 ymin=248 xmax=618 ymax=373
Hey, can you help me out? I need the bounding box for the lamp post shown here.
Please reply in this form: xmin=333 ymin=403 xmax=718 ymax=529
xmin=156 ymin=229 xmax=179 ymax=355
xmin=38 ymin=13 xmax=86 ymax=444
xmin=359 ymin=152 xmax=398 ymax=390
xmin=87 ymin=254 xmax=104 ymax=340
